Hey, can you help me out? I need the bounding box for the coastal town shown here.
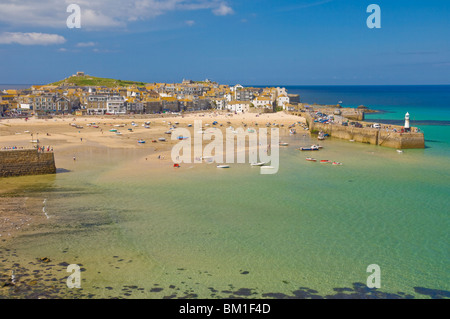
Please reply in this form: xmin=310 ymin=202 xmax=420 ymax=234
xmin=0 ymin=72 xmax=300 ymax=117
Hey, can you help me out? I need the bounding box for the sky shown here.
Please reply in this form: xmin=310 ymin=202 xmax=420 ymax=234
xmin=0 ymin=0 xmax=449 ymax=85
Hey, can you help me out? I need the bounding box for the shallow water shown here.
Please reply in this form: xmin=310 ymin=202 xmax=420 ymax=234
xmin=1 ymin=129 xmax=449 ymax=299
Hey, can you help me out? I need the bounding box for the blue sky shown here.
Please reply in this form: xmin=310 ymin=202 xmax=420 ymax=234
xmin=0 ymin=0 xmax=449 ymax=85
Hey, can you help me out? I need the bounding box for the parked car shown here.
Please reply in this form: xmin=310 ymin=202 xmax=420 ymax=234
xmin=372 ymin=123 xmax=381 ymax=129
xmin=355 ymin=122 xmax=363 ymax=128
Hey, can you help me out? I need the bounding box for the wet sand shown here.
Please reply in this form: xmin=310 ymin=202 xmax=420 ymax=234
xmin=0 ymin=111 xmax=306 ymax=241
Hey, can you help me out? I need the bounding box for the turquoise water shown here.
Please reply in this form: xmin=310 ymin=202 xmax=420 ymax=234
xmin=1 ymin=86 xmax=449 ymax=299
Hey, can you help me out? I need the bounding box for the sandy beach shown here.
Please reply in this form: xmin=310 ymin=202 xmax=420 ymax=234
xmin=0 ymin=111 xmax=306 ymax=241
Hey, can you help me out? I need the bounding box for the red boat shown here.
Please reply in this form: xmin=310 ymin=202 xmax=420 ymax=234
xmin=306 ymin=157 xmax=317 ymax=162
xmin=173 ymin=164 xmax=180 ymax=168
xmin=320 ymin=160 xmax=331 ymax=164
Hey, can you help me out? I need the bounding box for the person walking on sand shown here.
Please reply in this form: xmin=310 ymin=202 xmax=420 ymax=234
xmin=73 ymin=156 xmax=76 ymax=161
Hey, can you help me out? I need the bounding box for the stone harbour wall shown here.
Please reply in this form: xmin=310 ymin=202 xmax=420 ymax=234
xmin=0 ymin=149 xmax=56 ymax=178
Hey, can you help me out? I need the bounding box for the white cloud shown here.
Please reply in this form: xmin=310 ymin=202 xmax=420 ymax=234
xmin=185 ymin=20 xmax=195 ymax=26
xmin=212 ymin=3 xmax=234 ymax=16
xmin=0 ymin=0 xmax=235 ymax=29
xmin=0 ymin=32 xmax=66 ymax=45
xmin=76 ymin=41 xmax=96 ymax=47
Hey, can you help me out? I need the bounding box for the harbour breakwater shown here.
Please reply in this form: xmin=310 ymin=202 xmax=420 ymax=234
xmin=292 ymin=111 xmax=425 ymax=149
xmin=0 ymin=149 xmax=56 ymax=178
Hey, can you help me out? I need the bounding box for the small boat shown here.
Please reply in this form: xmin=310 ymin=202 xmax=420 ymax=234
xmin=290 ymin=129 xmax=296 ymax=135
xmin=251 ymin=162 xmax=266 ymax=166
xmin=158 ymin=138 xmax=166 ymax=142
xmin=279 ymin=142 xmax=289 ymax=146
xmin=138 ymin=140 xmax=146 ymax=144
xmin=115 ymin=132 xmax=122 ymax=135
xmin=144 ymin=125 xmax=150 ymax=129
xmin=188 ymin=124 xmax=192 ymax=127
xmin=320 ymin=160 xmax=331 ymax=164
xmin=248 ymin=128 xmax=255 ymax=133
xmin=128 ymin=128 xmax=133 ymax=131
xmin=349 ymin=139 xmax=355 ymax=142
xmin=173 ymin=164 xmax=180 ymax=168
xmin=165 ymin=131 xmax=172 ymax=134
xmin=332 ymin=162 xmax=343 ymax=165
xmin=300 ymin=146 xmax=319 ymax=151
xmin=306 ymin=157 xmax=317 ymax=162
xmin=217 ymin=165 xmax=230 ymax=168
xmin=178 ymin=136 xmax=189 ymax=140
xmin=109 ymin=129 xmax=117 ymax=132
xmin=397 ymin=150 xmax=404 ymax=153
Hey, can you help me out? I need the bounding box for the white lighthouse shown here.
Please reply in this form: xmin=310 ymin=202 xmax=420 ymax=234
xmin=404 ymin=112 xmax=410 ymax=132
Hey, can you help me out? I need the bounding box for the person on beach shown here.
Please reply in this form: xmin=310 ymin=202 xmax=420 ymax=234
xmin=73 ymin=156 xmax=76 ymax=161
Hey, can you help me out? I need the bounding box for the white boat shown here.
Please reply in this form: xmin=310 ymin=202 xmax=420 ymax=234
xmin=217 ymin=165 xmax=230 ymax=168
xmin=158 ymin=138 xmax=166 ymax=142
xmin=251 ymin=162 xmax=266 ymax=166
xmin=279 ymin=142 xmax=289 ymax=146
xmin=397 ymin=150 xmax=404 ymax=153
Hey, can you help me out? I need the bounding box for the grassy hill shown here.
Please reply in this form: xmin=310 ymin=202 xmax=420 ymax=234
xmin=50 ymin=75 xmax=148 ymax=87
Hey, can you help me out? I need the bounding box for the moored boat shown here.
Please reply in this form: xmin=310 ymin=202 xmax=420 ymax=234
xmin=306 ymin=157 xmax=317 ymax=162
xmin=217 ymin=165 xmax=230 ymax=168
xmin=250 ymin=162 xmax=266 ymax=166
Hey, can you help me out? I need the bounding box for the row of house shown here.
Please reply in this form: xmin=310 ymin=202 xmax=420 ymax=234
xmin=0 ymin=75 xmax=300 ymax=116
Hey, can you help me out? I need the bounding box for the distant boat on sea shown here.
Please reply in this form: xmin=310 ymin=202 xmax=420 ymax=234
xmin=217 ymin=165 xmax=230 ymax=168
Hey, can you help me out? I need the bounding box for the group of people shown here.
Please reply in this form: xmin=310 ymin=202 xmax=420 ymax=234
xmin=0 ymin=146 xmax=25 ymax=150
xmin=37 ymin=145 xmax=53 ymax=152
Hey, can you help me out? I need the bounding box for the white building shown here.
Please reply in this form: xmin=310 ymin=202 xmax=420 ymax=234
xmin=226 ymin=101 xmax=251 ymax=113
xmin=212 ymin=98 xmax=227 ymax=110
xmin=277 ymin=94 xmax=290 ymax=110
xmin=252 ymin=96 xmax=274 ymax=110
xmin=106 ymin=96 xmax=126 ymax=115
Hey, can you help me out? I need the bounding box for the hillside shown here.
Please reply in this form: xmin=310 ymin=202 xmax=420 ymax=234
xmin=50 ymin=75 xmax=148 ymax=87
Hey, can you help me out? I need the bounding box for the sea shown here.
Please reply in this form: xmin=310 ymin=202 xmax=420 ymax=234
xmin=1 ymin=85 xmax=449 ymax=299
